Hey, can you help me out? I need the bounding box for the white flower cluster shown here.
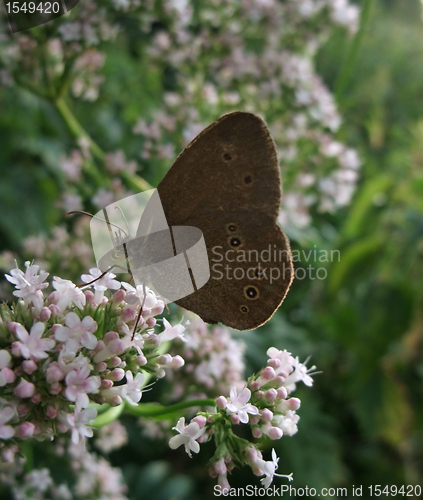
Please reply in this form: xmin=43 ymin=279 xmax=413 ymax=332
xmin=169 ymin=346 xmax=316 ymax=490
xmin=0 ymin=262 xmax=186 ymax=463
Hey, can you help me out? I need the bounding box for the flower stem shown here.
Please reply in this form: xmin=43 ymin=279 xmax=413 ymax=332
xmin=54 ymin=97 xmax=152 ymax=191
xmin=124 ymin=399 xmax=216 ymax=418
xmin=54 ymin=97 xmax=105 ymax=161
xmin=91 ymin=404 xmax=125 ymax=429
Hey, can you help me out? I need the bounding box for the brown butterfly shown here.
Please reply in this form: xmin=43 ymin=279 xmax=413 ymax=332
xmin=152 ymin=112 xmax=294 ymax=330
xmin=87 ymin=112 xmax=293 ymax=331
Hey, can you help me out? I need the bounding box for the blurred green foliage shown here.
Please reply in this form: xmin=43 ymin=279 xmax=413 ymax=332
xmin=1 ymin=0 xmax=423 ymax=498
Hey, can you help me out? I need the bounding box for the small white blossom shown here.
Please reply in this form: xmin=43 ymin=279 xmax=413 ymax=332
xmin=255 ymin=449 xmax=293 ymax=489
xmin=169 ymin=417 xmax=206 ymax=457
xmin=64 ymin=407 xmax=98 ymax=445
xmin=53 ymin=277 xmax=86 ymax=311
xmin=81 ymin=267 xmax=120 ymax=303
xmin=119 ymin=370 xmax=145 ymax=406
xmin=55 ymin=312 xmax=98 ymax=353
xmin=13 ymin=322 xmax=55 ymax=361
xmin=159 ymin=318 xmax=187 ymax=343
xmin=226 ymin=386 xmax=260 ymax=424
xmin=5 ymin=261 xmax=48 ymax=311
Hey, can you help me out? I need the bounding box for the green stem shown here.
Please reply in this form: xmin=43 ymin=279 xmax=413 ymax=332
xmin=54 ymin=97 xmax=105 ymax=161
xmin=124 ymin=398 xmax=216 ymax=418
xmin=54 ymin=97 xmax=153 ymax=191
xmin=335 ymin=0 xmax=375 ymax=102
xmin=92 ymin=404 xmax=125 ymax=429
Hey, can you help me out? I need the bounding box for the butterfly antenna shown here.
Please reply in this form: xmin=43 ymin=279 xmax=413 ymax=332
xmin=165 ymin=303 xmax=170 ymax=314
xmin=132 ymin=283 xmax=147 ymax=341
xmin=77 ymin=264 xmax=130 ymax=288
xmin=66 ymin=211 xmax=129 ymax=238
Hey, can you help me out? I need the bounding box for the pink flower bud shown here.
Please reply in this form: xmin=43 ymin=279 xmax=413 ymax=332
xmin=252 ymin=428 xmax=262 ymax=438
xmin=260 ymin=408 xmax=273 ymax=422
xmin=287 ymin=397 xmax=301 ymax=410
xmin=84 ymin=290 xmax=95 ymax=303
xmin=101 ymin=379 xmax=113 ymax=390
xmin=250 ymin=380 xmax=260 ymax=391
xmin=256 ymin=390 xmax=264 ymax=398
xmin=192 ymin=415 xmax=207 ymax=429
xmin=39 ymin=307 xmax=51 ymax=322
xmin=151 ymin=303 xmax=164 ymax=316
xmin=277 ymin=387 xmax=288 ymax=400
xmin=169 ymin=355 xmax=184 ymax=369
xmin=47 ymin=290 xmax=60 ymax=303
xmin=1 ymin=367 xmax=15 ymax=384
xmin=31 ymin=393 xmax=42 ymax=404
xmin=140 ymin=308 xmax=151 ymax=318
xmin=135 ymin=355 xmax=147 ymax=366
xmin=144 ymin=333 xmax=159 ymax=346
xmin=46 ymin=406 xmax=58 ymax=419
xmin=22 ymin=360 xmax=37 ymax=375
xmin=104 ymin=331 xmax=119 ymax=342
xmin=101 ymin=297 xmax=108 ymax=305
xmin=110 ymin=356 xmax=121 ymax=368
xmin=121 ymin=308 xmax=137 ymax=323
xmin=268 ymin=426 xmax=283 ymax=440
xmin=17 ymin=403 xmax=29 ymax=415
xmin=109 ymin=395 xmax=123 ymax=406
xmin=48 ymin=304 xmax=61 ymax=316
xmin=250 ymin=415 xmax=260 ymax=425
xmin=261 ymin=366 xmax=276 ymax=380
xmin=246 ymin=446 xmax=258 ymax=463
xmin=267 ymin=358 xmax=281 ymax=369
xmin=96 ymin=362 xmax=107 ymax=372
xmin=8 ymin=322 xmax=20 ymax=335
xmin=95 ymin=340 xmax=105 ymax=352
xmin=14 ymin=379 xmax=35 ymax=398
xmin=146 ymin=317 xmax=156 ymax=327
xmin=11 ymin=342 xmax=21 ymax=357
xmin=158 ymin=354 xmax=172 ymax=365
xmin=46 ymin=362 xmax=64 ymax=383
xmin=216 ymin=396 xmax=227 ymax=409
xmin=112 ymin=289 xmax=126 ymax=303
xmin=197 ymin=433 xmax=208 ymax=443
xmin=265 ymin=388 xmax=277 ymax=401
xmin=108 ymin=368 xmax=125 ymax=381
xmin=17 ymin=422 xmax=35 ymax=439
xmin=49 ymin=382 xmax=62 ymax=394
xmin=230 ymin=414 xmax=240 ymax=425
xmin=274 ymin=375 xmax=285 ymax=385
xmin=214 ymin=459 xmax=227 ymax=475
xmin=108 ymin=338 xmax=125 ymax=355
